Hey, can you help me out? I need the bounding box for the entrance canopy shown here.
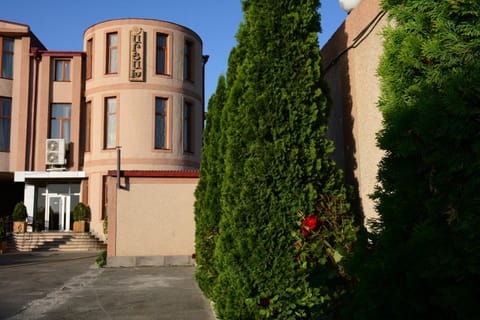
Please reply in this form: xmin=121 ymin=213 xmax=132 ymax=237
xmin=14 ymin=171 xmax=86 ymax=182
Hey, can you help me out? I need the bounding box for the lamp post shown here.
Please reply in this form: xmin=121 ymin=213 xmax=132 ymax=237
xmin=339 ymin=0 xmax=361 ymax=13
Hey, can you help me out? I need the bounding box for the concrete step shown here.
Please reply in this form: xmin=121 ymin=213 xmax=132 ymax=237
xmin=7 ymin=232 xmax=106 ymax=252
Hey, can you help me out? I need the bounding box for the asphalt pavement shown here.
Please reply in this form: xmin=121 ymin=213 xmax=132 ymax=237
xmin=0 ymin=252 xmax=216 ymax=320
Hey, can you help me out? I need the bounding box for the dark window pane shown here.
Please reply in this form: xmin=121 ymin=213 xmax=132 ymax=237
xmin=184 ymin=41 xmax=194 ymax=81
xmin=155 ymin=98 xmax=167 ymax=149
xmin=64 ymin=61 xmax=70 ymax=81
xmin=50 ymin=104 xmax=71 ymax=142
xmin=156 ymin=34 xmax=167 ymax=75
xmin=2 ymin=38 xmax=14 ymax=78
xmin=55 ymin=61 xmax=63 ymax=80
xmin=183 ymin=102 xmax=193 ymax=152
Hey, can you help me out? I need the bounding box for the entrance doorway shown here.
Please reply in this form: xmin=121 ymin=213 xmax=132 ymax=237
xmin=33 ymin=182 xmax=80 ymax=232
xmin=45 ymin=194 xmax=71 ymax=231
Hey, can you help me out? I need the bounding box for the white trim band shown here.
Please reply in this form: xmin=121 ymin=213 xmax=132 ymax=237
xmin=14 ymin=171 xmax=86 ymax=182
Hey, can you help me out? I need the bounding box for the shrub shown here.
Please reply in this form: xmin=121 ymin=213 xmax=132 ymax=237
xmin=96 ymin=250 xmax=107 ymax=268
xmin=0 ymin=219 xmax=6 ymax=241
xmin=73 ymin=203 xmax=90 ymax=221
xmin=347 ymin=1 xmax=480 ymax=319
xmin=12 ymin=202 xmax=27 ymax=222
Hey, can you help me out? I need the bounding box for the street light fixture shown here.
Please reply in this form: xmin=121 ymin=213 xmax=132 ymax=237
xmin=339 ymin=0 xmax=361 ymax=13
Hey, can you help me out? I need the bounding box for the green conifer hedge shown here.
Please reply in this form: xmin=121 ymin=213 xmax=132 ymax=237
xmin=348 ymin=1 xmax=480 ymax=319
xmin=195 ymin=1 xmax=358 ymax=318
xmin=194 ymin=75 xmax=227 ymax=299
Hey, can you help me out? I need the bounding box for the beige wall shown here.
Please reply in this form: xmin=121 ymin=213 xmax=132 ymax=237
xmin=88 ymin=172 xmax=106 ymax=240
xmin=30 ymin=53 xmax=83 ymax=171
xmin=0 ymin=23 xmax=84 ymax=173
xmin=323 ymin=0 xmax=387 ymax=224
xmin=83 ymin=19 xmax=203 ymax=173
xmin=112 ymin=177 xmax=197 ymax=257
xmin=82 ymin=19 xmax=204 ymax=241
xmin=0 ymin=29 xmax=33 ymax=172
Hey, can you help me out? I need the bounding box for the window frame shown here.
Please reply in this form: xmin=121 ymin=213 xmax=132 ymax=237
xmin=183 ymin=101 xmax=194 ymax=153
xmin=50 ymin=103 xmax=72 ymax=143
xmin=0 ymin=96 xmax=12 ymax=152
xmin=154 ymin=97 xmax=169 ymax=150
xmin=184 ymin=40 xmax=194 ymax=82
xmin=104 ymin=96 xmax=117 ymax=149
xmin=106 ymin=32 xmax=118 ymax=74
xmin=1 ymin=37 xmax=14 ymax=79
xmin=86 ymin=38 xmax=93 ymax=79
xmin=156 ymin=33 xmax=168 ymax=75
xmin=102 ymin=176 xmax=108 ymax=220
xmin=54 ymin=59 xmax=71 ymax=81
xmin=84 ymin=101 xmax=91 ymax=152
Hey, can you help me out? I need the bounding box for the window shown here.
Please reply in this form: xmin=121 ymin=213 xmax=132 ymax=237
xmin=106 ymin=32 xmax=118 ymax=74
xmin=155 ymin=98 xmax=168 ymax=149
xmin=104 ymin=97 xmax=117 ymax=149
xmin=84 ymin=101 xmax=91 ymax=152
xmin=0 ymin=97 xmax=11 ymax=151
xmin=102 ymin=176 xmax=108 ymax=220
xmin=50 ymin=103 xmax=71 ymax=143
xmin=156 ymin=33 xmax=168 ymax=75
xmin=86 ymin=38 xmax=93 ymax=79
xmin=184 ymin=40 xmax=193 ymax=81
xmin=1 ymin=37 xmax=14 ymax=79
xmin=54 ymin=60 xmax=70 ymax=81
xmin=183 ymin=101 xmax=193 ymax=152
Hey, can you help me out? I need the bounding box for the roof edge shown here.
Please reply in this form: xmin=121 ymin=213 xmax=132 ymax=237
xmin=106 ymin=170 xmax=199 ymax=178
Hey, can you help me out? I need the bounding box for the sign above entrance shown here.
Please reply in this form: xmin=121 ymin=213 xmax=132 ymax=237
xmin=130 ymin=27 xmax=145 ymax=82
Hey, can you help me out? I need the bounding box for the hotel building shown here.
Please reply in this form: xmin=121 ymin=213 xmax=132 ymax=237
xmin=0 ymin=18 xmax=205 ymax=265
xmin=1 ymin=0 xmax=386 ymax=264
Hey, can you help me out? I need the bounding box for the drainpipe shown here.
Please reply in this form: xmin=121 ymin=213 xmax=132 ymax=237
xmin=202 ymin=55 xmax=209 ymax=130
xmin=116 ymin=146 xmax=121 ymax=189
xmin=28 ymin=48 xmax=42 ymax=171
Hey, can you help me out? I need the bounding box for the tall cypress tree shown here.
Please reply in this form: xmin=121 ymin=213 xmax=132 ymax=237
xmin=195 ymin=37 xmax=249 ymax=310
xmin=194 ymin=75 xmax=227 ymax=298
xmin=349 ymin=1 xmax=480 ymax=319
xmin=211 ymin=1 xmax=357 ymax=318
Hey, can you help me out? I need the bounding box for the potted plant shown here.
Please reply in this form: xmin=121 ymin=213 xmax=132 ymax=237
xmin=73 ymin=202 xmax=90 ymax=232
xmin=12 ymin=202 xmax=28 ymax=233
xmin=0 ymin=218 xmax=7 ymax=254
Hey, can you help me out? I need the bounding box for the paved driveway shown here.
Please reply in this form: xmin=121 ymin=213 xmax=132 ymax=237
xmin=0 ymin=252 xmax=215 ymax=320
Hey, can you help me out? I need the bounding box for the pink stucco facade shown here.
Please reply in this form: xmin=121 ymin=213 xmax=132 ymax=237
xmin=323 ymin=0 xmax=387 ymax=224
xmin=1 ymin=19 xmax=205 ymax=265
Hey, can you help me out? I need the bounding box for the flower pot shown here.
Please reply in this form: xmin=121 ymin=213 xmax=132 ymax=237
xmin=13 ymin=221 xmax=27 ymax=233
xmin=0 ymin=241 xmax=7 ymax=254
xmin=73 ymin=220 xmax=88 ymax=232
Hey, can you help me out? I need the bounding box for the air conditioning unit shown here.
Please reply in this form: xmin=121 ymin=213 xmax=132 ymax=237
xmin=46 ymin=139 xmax=66 ymax=165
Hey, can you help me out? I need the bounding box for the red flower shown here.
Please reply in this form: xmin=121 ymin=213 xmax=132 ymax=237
xmin=295 ymin=242 xmax=302 ymax=249
xmin=191 ymin=253 xmax=196 ymax=259
xmin=259 ymin=298 xmax=270 ymax=307
xmin=301 ymin=215 xmax=318 ymax=237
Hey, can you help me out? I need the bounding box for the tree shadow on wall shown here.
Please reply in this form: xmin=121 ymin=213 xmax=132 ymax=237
xmin=322 ymin=22 xmax=363 ymax=227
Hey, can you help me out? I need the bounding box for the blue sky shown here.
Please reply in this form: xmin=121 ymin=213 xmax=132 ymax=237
xmin=1 ymin=0 xmax=347 ymax=101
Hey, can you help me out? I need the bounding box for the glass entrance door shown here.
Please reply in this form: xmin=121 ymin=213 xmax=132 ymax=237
xmin=45 ymin=195 xmax=71 ymax=231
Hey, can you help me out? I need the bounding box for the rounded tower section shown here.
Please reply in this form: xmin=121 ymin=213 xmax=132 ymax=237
xmin=83 ymin=19 xmax=204 ymax=175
